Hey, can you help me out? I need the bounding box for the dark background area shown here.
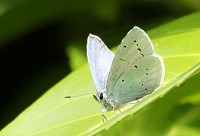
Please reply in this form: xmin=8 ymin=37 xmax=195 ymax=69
xmin=0 ymin=0 xmax=199 ymax=129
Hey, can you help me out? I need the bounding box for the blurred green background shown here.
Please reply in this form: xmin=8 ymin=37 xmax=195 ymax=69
xmin=0 ymin=0 xmax=200 ymax=130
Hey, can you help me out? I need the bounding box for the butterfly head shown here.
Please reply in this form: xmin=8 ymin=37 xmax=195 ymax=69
xmin=93 ymin=92 xmax=114 ymax=111
xmin=93 ymin=92 xmax=105 ymax=101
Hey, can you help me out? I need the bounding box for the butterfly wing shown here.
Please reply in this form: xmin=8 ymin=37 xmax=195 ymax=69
xmin=106 ymin=26 xmax=164 ymax=105
xmin=87 ymin=34 xmax=114 ymax=94
xmin=109 ymin=55 xmax=164 ymax=104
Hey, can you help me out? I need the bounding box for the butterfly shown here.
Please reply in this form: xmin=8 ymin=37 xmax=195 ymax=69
xmin=86 ymin=26 xmax=165 ymax=121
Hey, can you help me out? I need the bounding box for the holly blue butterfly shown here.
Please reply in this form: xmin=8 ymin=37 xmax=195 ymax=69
xmin=87 ymin=26 xmax=165 ymax=120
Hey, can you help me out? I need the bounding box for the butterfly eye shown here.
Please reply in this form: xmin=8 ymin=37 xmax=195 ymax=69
xmin=100 ymin=93 xmax=103 ymax=100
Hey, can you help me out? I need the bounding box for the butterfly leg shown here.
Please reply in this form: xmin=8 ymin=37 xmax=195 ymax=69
xmin=113 ymin=109 xmax=121 ymax=117
xmin=129 ymin=100 xmax=140 ymax=105
xmin=113 ymin=110 xmax=118 ymax=117
xmin=102 ymin=112 xmax=107 ymax=123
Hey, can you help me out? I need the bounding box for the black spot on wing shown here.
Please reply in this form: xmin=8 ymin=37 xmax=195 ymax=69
xmin=137 ymin=48 xmax=141 ymax=51
xmin=134 ymin=65 xmax=137 ymax=68
xmin=141 ymin=54 xmax=144 ymax=57
xmin=120 ymin=58 xmax=126 ymax=62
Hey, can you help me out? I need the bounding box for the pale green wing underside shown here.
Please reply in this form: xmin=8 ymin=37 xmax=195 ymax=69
xmin=106 ymin=26 xmax=164 ymax=104
xmin=109 ymin=55 xmax=163 ymax=104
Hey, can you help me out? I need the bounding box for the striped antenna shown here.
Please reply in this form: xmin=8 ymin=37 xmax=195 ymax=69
xmin=64 ymin=93 xmax=94 ymax=98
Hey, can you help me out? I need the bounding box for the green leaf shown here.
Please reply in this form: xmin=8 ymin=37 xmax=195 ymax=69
xmin=148 ymin=11 xmax=200 ymax=39
xmin=66 ymin=43 xmax=87 ymax=71
xmin=1 ymin=12 xmax=200 ymax=136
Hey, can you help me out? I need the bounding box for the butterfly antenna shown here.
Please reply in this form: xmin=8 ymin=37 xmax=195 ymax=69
xmin=64 ymin=92 xmax=94 ymax=98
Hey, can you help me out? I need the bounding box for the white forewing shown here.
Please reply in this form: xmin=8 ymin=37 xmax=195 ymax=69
xmin=87 ymin=34 xmax=114 ymax=94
